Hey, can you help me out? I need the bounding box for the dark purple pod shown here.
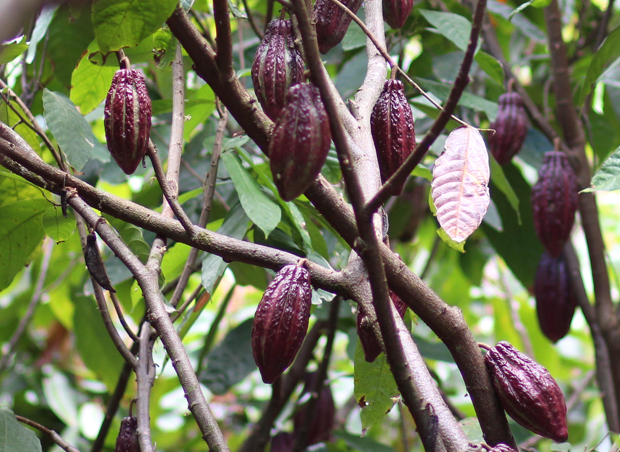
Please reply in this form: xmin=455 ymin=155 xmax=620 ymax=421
xmin=104 ymin=69 xmax=152 ymax=175
xmin=534 ymin=251 xmax=578 ymax=343
xmin=489 ymin=444 xmax=517 ymax=452
xmin=269 ymin=83 xmax=332 ymax=201
xmin=485 ymin=341 xmax=568 ymax=442
xmin=488 ymin=92 xmax=528 ymax=165
xmin=314 ymin=0 xmax=363 ymax=54
xmin=293 ymin=373 xmax=335 ymax=446
xmin=371 ymin=79 xmax=416 ymax=195
xmin=531 ymin=151 xmax=579 ymax=257
xmin=251 ymin=264 xmax=312 ymax=384
xmin=251 ymin=20 xmax=305 ymax=121
xmin=383 ymin=0 xmax=415 ymax=29
xmin=114 ymin=416 xmax=140 ymax=452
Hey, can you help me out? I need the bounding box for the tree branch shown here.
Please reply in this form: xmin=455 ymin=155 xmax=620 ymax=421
xmin=16 ymin=415 xmax=82 ymax=452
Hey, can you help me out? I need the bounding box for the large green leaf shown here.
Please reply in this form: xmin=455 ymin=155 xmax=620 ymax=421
xmin=0 ymin=408 xmax=42 ymax=452
xmin=589 ymin=145 xmax=620 ymax=191
xmin=200 ymin=318 xmax=256 ymax=395
xmin=420 ymin=10 xmax=475 ymax=52
xmin=43 ymin=89 xmax=107 ymax=170
xmin=578 ymin=25 xmax=620 ymax=104
xmin=92 ymin=0 xmax=179 ymax=54
xmin=73 ymin=294 xmax=125 ymax=391
xmin=222 ymin=151 xmax=281 ymax=237
xmin=0 ymin=199 xmax=49 ymax=291
xmin=70 ymin=41 xmax=117 ymax=115
xmin=354 ymin=339 xmax=399 ymax=432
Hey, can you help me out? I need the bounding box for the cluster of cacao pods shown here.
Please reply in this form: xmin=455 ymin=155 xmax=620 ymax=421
xmin=383 ymin=0 xmax=415 ymax=29
xmin=114 ymin=416 xmax=140 ymax=452
xmin=314 ymin=0 xmax=362 ymax=53
xmin=251 ymin=263 xmax=312 ymax=384
xmin=488 ymin=91 xmax=528 ymax=165
xmin=251 ymin=19 xmax=305 ymax=121
xmin=531 ymin=151 xmax=579 ymax=257
xmin=534 ymin=252 xmax=578 ymax=343
xmin=357 ymin=290 xmax=407 ymax=362
xmin=485 ymin=341 xmax=568 ymax=442
xmin=269 ymin=83 xmax=332 ymax=201
xmin=370 ymin=79 xmax=416 ymax=195
xmin=104 ymin=60 xmax=152 ymax=175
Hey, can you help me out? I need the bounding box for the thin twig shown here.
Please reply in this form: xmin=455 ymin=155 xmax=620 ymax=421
xmin=109 ymin=292 xmax=140 ymax=342
xmin=242 ymin=0 xmax=264 ymax=39
xmin=16 ymin=415 xmax=82 ymax=452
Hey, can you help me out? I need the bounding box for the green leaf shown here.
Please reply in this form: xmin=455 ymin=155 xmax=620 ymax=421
xmin=42 ymin=206 xmax=76 ymax=242
xmin=342 ymin=24 xmax=367 ymax=51
xmin=43 ymin=89 xmax=106 ymax=171
xmin=92 ymin=0 xmax=179 ymax=54
xmin=589 ymin=145 xmax=620 ymax=191
xmin=0 ymin=199 xmax=49 ymax=291
xmin=42 ymin=369 xmax=79 ymax=427
xmin=489 ymin=157 xmax=520 ymax=223
xmin=74 ymin=294 xmax=125 ymax=391
xmin=200 ymin=318 xmax=256 ymax=395
xmin=474 ymin=51 xmax=504 ymax=86
xmin=222 ymin=151 xmax=281 ymax=237
xmin=161 ymin=242 xmax=192 ymax=282
xmin=412 ymin=335 xmax=454 ymax=362
xmin=354 ymin=339 xmax=399 ymax=432
xmin=486 ymin=0 xmax=546 ymax=43
xmin=0 ymin=408 xmax=42 ymax=452
xmin=578 ymin=25 xmax=620 ymax=104
xmin=26 ymin=4 xmax=58 ymax=64
xmin=0 ymin=40 xmax=28 ymax=64
xmin=333 ymin=430 xmax=396 ymax=452
xmin=0 ymin=94 xmax=42 ymax=154
xmin=415 ymin=78 xmax=498 ymax=120
xmin=70 ymin=41 xmax=117 ymax=115
xmin=436 ymin=227 xmax=466 ymax=252
xmin=419 ymin=10 xmax=476 ymax=53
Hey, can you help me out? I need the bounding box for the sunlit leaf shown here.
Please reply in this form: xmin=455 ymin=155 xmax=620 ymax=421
xmin=431 ymin=126 xmax=490 ymax=243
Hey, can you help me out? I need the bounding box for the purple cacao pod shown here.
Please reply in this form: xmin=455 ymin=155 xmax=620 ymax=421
xmin=485 ymin=341 xmax=568 ymax=442
xmin=293 ymin=372 xmax=335 ymax=446
xmin=114 ymin=416 xmax=140 ymax=452
xmin=271 ymin=432 xmax=295 ymax=452
xmin=104 ymin=69 xmax=152 ymax=175
xmin=269 ymin=83 xmax=332 ymax=201
xmin=251 ymin=20 xmax=305 ymax=121
xmin=489 ymin=444 xmax=517 ymax=452
xmin=531 ymin=151 xmax=579 ymax=257
xmin=252 ymin=264 xmax=312 ymax=384
xmin=357 ymin=290 xmax=407 ymax=363
xmin=534 ymin=251 xmax=578 ymax=343
xmin=371 ymin=79 xmax=416 ymax=195
xmin=314 ymin=0 xmax=363 ymax=54
xmin=488 ymin=92 xmax=528 ymax=165
xmin=383 ymin=0 xmax=415 ymax=29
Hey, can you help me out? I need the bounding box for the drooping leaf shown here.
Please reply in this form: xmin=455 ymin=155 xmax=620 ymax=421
xmin=431 ymin=126 xmax=490 ymax=243
xmin=0 ymin=408 xmax=42 ymax=452
xmin=475 ymin=51 xmax=505 ymax=86
xmin=43 ymin=89 xmax=107 ymax=171
xmin=92 ymin=0 xmax=179 ymax=54
xmin=589 ymin=146 xmax=620 ymax=191
xmin=200 ymin=318 xmax=256 ymax=395
xmin=222 ymin=151 xmax=281 ymax=237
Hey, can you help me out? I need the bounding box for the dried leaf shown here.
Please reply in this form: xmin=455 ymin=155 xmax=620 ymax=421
xmin=431 ymin=126 xmax=490 ymax=242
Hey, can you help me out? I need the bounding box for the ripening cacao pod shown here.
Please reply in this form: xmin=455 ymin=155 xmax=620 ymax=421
xmin=114 ymin=416 xmax=140 ymax=452
xmin=489 ymin=444 xmax=517 ymax=452
xmin=531 ymin=151 xmax=579 ymax=257
xmin=104 ymin=68 xmax=152 ymax=175
xmin=485 ymin=341 xmax=568 ymax=442
xmin=269 ymin=83 xmax=332 ymax=201
xmin=488 ymin=92 xmax=528 ymax=165
xmin=271 ymin=432 xmax=295 ymax=452
xmin=314 ymin=0 xmax=363 ymax=54
xmin=252 ymin=264 xmax=312 ymax=383
xmin=293 ymin=372 xmax=335 ymax=446
xmin=534 ymin=251 xmax=578 ymax=343
xmin=371 ymin=79 xmax=416 ymax=195
xmin=251 ymin=20 xmax=305 ymax=121
xmin=383 ymin=0 xmax=415 ymax=29
xmin=357 ymin=290 xmax=407 ymax=363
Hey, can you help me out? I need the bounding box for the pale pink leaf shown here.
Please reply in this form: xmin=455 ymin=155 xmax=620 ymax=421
xmin=431 ymin=126 xmax=490 ymax=243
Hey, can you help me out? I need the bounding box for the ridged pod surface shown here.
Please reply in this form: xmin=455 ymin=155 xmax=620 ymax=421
xmin=314 ymin=0 xmax=363 ymax=54
xmin=251 ymin=20 xmax=305 ymax=121
xmin=357 ymin=290 xmax=407 ymax=363
xmin=534 ymin=252 xmax=578 ymax=343
xmin=531 ymin=151 xmax=579 ymax=257
xmin=114 ymin=416 xmax=140 ymax=452
xmin=371 ymin=79 xmax=416 ymax=195
xmin=293 ymin=373 xmax=335 ymax=445
xmin=485 ymin=341 xmax=568 ymax=442
xmin=104 ymin=69 xmax=152 ymax=175
xmin=488 ymin=92 xmax=528 ymax=165
xmin=269 ymin=83 xmax=332 ymax=201
xmin=383 ymin=0 xmax=415 ymax=29
xmin=489 ymin=444 xmax=517 ymax=452
xmin=252 ymin=264 xmax=312 ymax=383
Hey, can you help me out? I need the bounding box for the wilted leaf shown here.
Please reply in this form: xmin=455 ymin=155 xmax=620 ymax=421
xmin=431 ymin=126 xmax=490 ymax=243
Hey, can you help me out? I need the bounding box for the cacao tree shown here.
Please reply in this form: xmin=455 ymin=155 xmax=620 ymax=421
xmin=1 ymin=0 xmax=620 ymax=451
